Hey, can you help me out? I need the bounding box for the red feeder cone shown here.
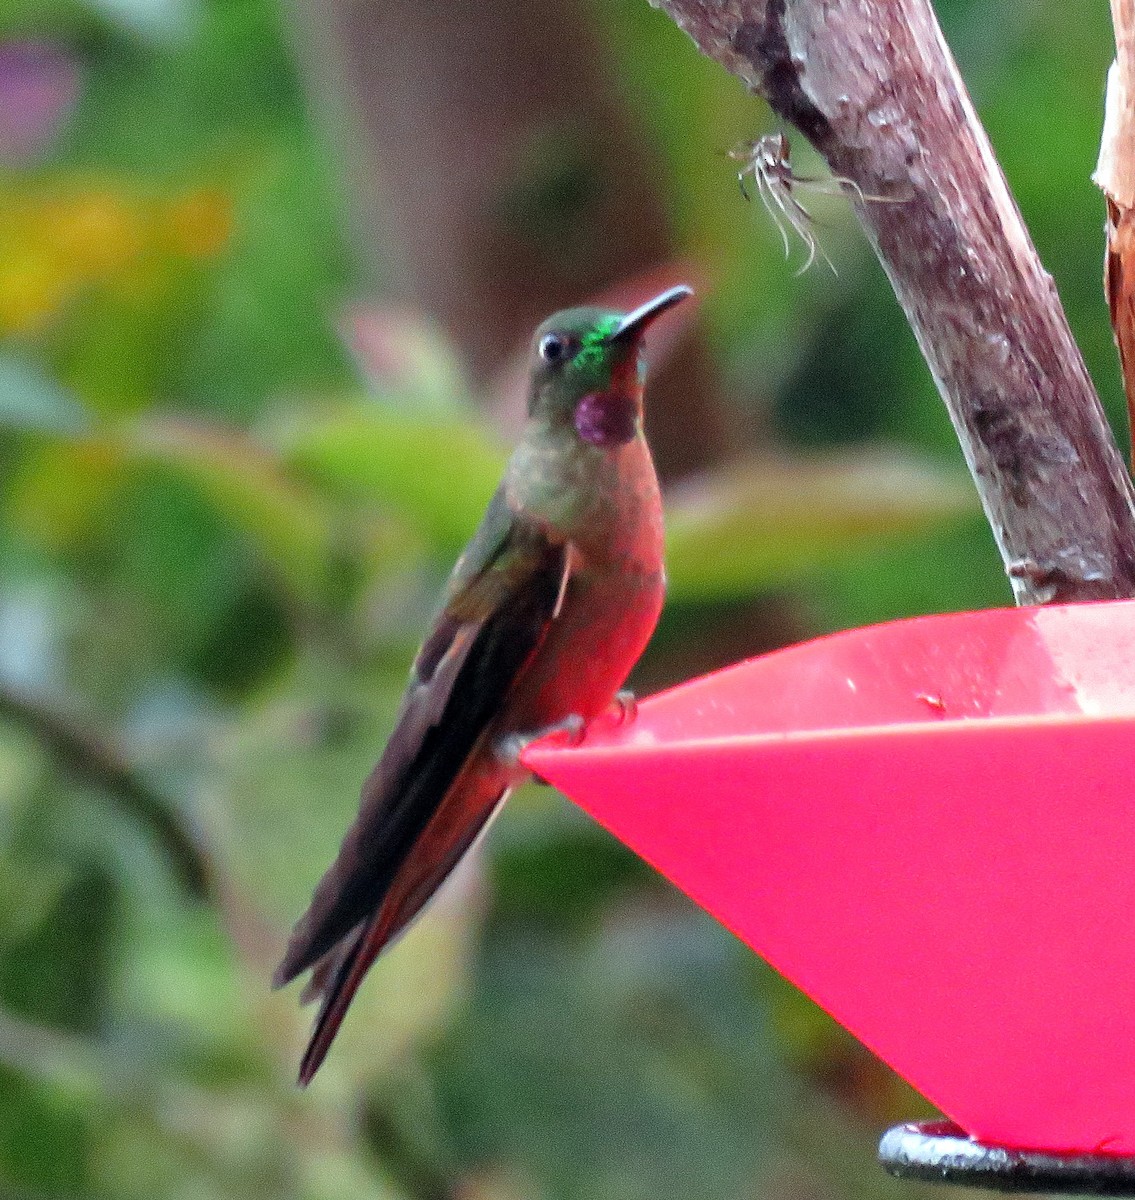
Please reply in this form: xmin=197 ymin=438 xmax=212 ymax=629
xmin=521 ymin=599 xmax=1135 ymax=1158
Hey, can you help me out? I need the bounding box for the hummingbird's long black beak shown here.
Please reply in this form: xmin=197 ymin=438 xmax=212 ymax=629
xmin=608 ymin=284 xmax=694 ymax=344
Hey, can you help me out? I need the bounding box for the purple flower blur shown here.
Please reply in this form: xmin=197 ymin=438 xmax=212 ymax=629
xmin=0 ymin=40 xmax=81 ymax=163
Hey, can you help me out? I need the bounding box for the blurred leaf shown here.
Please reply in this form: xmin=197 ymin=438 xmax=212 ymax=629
xmin=84 ymin=0 xmax=201 ymax=43
xmin=0 ymin=859 xmax=120 ymax=1033
xmin=113 ymin=894 xmax=253 ymax=1069
xmin=5 ymin=435 xmax=123 ymax=551
xmin=0 ymin=178 xmax=233 ymax=409
xmin=273 ymin=402 xmax=505 ymax=553
xmin=490 ymin=786 xmax=652 ymax=927
xmin=0 ymin=998 xmax=401 ymax=1200
xmin=0 ymin=1061 xmax=91 ymax=1194
xmin=177 ymin=141 xmax=356 ymax=416
xmin=0 ymin=352 xmax=90 ymax=433
xmin=6 ymin=430 xmax=303 ymax=696
xmin=665 ymin=449 xmax=978 ymax=600
xmin=119 ymin=414 xmax=337 ymax=605
xmin=342 ymin=304 xmax=470 ymax=415
xmin=811 ymin=515 xmax=1013 ymax=630
xmin=0 ymin=857 xmax=70 ymax=950
xmin=432 ymin=902 xmax=792 ymax=1200
xmin=0 ymin=724 xmax=49 ymax=824
xmin=295 ymin=1146 xmax=404 ymax=1200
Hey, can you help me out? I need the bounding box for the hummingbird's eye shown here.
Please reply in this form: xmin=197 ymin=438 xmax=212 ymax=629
xmin=538 ymin=333 xmax=568 ymax=364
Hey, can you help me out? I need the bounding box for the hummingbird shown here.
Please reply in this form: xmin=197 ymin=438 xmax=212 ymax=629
xmin=273 ymin=283 xmax=692 ymax=1084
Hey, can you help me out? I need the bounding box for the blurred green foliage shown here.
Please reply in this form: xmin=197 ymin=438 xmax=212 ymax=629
xmin=0 ymin=0 xmax=1122 ymax=1196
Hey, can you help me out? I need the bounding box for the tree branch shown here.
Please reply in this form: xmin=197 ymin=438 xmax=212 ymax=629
xmin=1098 ymin=0 xmax=1135 ymax=463
xmin=0 ymin=685 xmax=214 ymax=901
xmin=651 ymin=0 xmax=1135 ymax=603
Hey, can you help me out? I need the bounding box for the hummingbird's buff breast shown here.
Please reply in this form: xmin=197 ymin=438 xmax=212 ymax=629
xmin=500 ymin=432 xmax=665 ymax=736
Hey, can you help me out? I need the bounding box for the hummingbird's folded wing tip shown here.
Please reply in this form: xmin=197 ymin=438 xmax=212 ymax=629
xmin=272 ymin=946 xmax=303 ymax=990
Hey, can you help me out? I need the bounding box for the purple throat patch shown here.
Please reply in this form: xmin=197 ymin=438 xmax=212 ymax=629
xmin=574 ymin=392 xmax=638 ymax=446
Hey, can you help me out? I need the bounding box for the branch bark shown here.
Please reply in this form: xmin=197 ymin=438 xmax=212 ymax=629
xmin=1097 ymin=0 xmax=1135 ymax=463
xmin=651 ymin=0 xmax=1135 ymax=603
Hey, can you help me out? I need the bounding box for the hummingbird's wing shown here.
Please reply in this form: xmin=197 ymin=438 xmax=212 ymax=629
xmin=274 ymin=486 xmax=570 ymax=1073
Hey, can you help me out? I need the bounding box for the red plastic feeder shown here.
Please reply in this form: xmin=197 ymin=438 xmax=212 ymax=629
xmin=521 ymin=599 xmax=1135 ymax=1162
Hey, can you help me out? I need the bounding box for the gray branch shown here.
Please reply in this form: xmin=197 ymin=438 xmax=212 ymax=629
xmin=651 ymin=0 xmax=1135 ymax=603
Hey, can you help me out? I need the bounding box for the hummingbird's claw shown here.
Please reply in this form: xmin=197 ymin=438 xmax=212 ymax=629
xmin=611 ymin=689 xmax=637 ymax=725
xmin=496 ymin=713 xmax=586 ymax=767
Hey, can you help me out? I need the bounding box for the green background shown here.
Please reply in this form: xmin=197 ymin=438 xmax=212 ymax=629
xmin=0 ymin=0 xmax=1119 ymax=1196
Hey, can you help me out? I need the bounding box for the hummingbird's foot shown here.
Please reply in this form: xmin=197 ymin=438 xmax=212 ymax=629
xmin=495 ymin=713 xmax=586 ymax=768
xmin=611 ymin=689 xmax=637 ymax=725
